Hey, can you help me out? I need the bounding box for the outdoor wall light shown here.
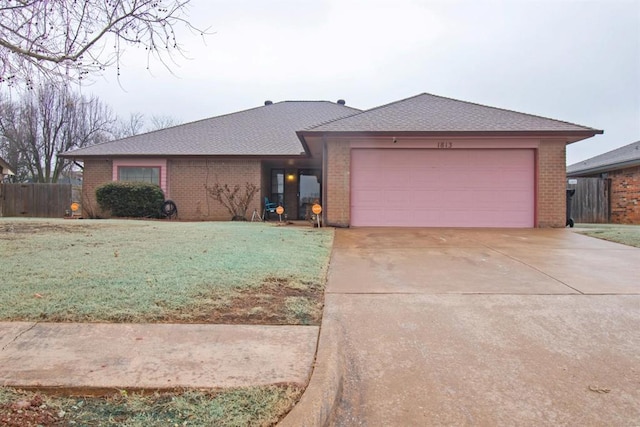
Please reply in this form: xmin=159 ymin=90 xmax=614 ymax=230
xmin=287 ymin=173 xmax=295 ymax=181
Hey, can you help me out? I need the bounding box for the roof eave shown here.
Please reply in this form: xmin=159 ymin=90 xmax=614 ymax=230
xmin=298 ymin=129 xmax=603 ymax=140
xmin=58 ymin=153 xmax=310 ymax=160
xmin=0 ymin=158 xmax=15 ymax=175
xmin=296 ymin=130 xmax=313 ymax=155
xmin=567 ymin=159 xmax=640 ymax=177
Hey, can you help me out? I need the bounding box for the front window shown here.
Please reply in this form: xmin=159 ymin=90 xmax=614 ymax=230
xmin=118 ymin=167 xmax=160 ymax=185
xmin=271 ymin=169 xmax=284 ymax=206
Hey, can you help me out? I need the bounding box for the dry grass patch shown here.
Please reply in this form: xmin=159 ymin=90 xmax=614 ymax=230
xmin=187 ymin=277 xmax=324 ymax=325
xmin=0 ymin=385 xmax=303 ymax=426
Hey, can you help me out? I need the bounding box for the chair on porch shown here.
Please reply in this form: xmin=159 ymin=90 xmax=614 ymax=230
xmin=263 ymin=197 xmax=278 ymax=220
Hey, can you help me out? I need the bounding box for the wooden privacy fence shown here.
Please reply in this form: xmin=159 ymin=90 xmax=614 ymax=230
xmin=0 ymin=183 xmax=72 ymax=218
xmin=567 ymin=177 xmax=610 ymax=224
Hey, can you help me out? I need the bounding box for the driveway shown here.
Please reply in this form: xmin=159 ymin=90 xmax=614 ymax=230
xmin=324 ymin=228 xmax=640 ymax=425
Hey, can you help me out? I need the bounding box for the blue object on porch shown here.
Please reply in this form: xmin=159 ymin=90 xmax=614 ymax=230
xmin=263 ymin=197 xmax=278 ymax=220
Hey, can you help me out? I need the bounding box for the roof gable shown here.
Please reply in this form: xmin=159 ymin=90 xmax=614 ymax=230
xmin=567 ymin=140 xmax=640 ymax=176
xmin=62 ymin=101 xmax=361 ymax=158
xmin=305 ymin=93 xmax=602 ymax=134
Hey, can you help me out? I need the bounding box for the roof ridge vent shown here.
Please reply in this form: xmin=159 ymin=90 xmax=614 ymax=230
xmin=337 ymin=99 xmax=346 ymax=105
xmin=264 ymin=100 xmax=273 ymax=106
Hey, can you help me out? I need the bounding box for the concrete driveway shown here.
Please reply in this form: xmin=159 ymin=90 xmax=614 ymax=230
xmin=301 ymin=228 xmax=640 ymax=425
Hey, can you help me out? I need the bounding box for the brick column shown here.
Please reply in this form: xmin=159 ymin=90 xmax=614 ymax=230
xmin=537 ymin=141 xmax=567 ymax=227
xmin=81 ymin=158 xmax=112 ymax=218
xmin=326 ymin=139 xmax=351 ymax=226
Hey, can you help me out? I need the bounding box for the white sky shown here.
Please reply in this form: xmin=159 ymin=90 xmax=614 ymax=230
xmin=83 ymin=0 xmax=640 ymax=166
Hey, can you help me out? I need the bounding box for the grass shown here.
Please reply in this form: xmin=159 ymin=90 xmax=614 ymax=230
xmin=0 ymin=218 xmax=333 ymax=323
xmin=574 ymin=223 xmax=640 ymax=248
xmin=0 ymin=218 xmax=331 ymax=425
xmin=0 ymin=385 xmax=302 ymax=426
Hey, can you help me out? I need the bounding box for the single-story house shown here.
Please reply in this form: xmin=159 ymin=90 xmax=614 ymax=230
xmin=60 ymin=93 xmax=602 ymax=227
xmin=0 ymin=156 xmax=15 ymax=180
xmin=567 ymin=140 xmax=640 ymax=224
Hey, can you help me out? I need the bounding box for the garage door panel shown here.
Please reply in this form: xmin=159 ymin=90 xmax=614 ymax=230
xmin=386 ymin=174 xmax=412 ymax=189
xmin=352 ymin=189 xmax=379 ymax=205
xmin=380 ymin=209 xmax=441 ymax=227
xmin=385 ymin=191 xmax=413 ymax=204
xmin=351 ymin=169 xmax=379 ymax=186
xmin=499 ymin=190 xmax=533 ymax=204
xmin=351 ymin=148 xmax=534 ymax=227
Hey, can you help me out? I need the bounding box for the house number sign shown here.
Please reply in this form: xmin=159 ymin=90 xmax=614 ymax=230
xmin=436 ymin=142 xmax=453 ymax=149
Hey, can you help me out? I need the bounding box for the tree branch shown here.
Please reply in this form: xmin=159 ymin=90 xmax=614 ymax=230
xmin=0 ymin=0 xmax=210 ymax=86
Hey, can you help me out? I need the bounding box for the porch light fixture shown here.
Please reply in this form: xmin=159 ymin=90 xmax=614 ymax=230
xmin=287 ymin=173 xmax=295 ymax=181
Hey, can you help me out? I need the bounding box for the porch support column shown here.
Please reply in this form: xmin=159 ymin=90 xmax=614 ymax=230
xmin=322 ymin=136 xmax=328 ymax=226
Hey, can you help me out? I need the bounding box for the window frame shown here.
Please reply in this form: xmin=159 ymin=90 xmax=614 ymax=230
xmin=112 ymin=159 xmax=168 ymax=194
xmin=270 ymin=168 xmax=285 ymax=206
xmin=117 ymin=166 xmax=161 ymax=186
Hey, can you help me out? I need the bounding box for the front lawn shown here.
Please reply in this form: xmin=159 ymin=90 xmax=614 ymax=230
xmin=0 ymin=219 xmax=333 ymax=324
xmin=574 ymin=223 xmax=640 ymax=248
xmin=0 ymin=218 xmax=332 ymax=426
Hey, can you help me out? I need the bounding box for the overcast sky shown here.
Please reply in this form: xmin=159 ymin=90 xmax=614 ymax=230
xmin=84 ymin=0 xmax=640 ymax=166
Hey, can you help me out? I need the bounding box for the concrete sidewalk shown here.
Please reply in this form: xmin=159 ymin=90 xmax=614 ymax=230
xmin=0 ymin=322 xmax=318 ymax=393
xmin=281 ymin=228 xmax=640 ymax=426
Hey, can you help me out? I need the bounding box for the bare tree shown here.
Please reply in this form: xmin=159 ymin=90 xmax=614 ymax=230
xmin=0 ymin=0 xmax=207 ymax=86
xmin=149 ymin=114 xmax=178 ymax=130
xmin=111 ymin=111 xmax=146 ymax=139
xmin=111 ymin=111 xmax=180 ymax=139
xmin=0 ymin=86 xmax=115 ymax=182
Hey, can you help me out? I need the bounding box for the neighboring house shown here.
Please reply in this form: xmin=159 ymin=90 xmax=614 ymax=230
xmin=60 ymin=93 xmax=602 ymax=227
xmin=567 ymin=140 xmax=640 ymax=224
xmin=0 ymin=156 xmax=15 ymax=181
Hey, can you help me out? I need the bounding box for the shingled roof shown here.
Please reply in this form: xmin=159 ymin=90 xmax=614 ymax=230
xmin=61 ymin=101 xmax=361 ymax=158
xmin=62 ymin=93 xmax=603 ymax=159
xmin=303 ymin=93 xmax=602 ymax=136
xmin=567 ymin=140 xmax=640 ymax=176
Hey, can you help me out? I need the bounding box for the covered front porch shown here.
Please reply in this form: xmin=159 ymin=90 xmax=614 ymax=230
xmin=261 ymin=158 xmax=322 ymax=221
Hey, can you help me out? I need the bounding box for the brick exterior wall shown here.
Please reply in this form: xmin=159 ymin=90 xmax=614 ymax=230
xmin=325 ymin=139 xmax=351 ymax=226
xmin=168 ymin=158 xmax=261 ymax=220
xmin=81 ymin=158 xmax=112 ymax=218
xmin=537 ymin=141 xmax=567 ymax=227
xmin=608 ymin=165 xmax=640 ymax=224
xmin=81 ymin=157 xmax=261 ymax=221
xmin=82 ymin=139 xmax=571 ymax=227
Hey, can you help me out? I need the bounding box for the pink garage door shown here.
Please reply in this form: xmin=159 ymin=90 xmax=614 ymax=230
xmin=350 ymin=149 xmax=535 ymax=227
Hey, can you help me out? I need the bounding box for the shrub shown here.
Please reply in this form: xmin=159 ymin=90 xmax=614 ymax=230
xmin=204 ymin=182 xmax=259 ymax=221
xmin=95 ymin=182 xmax=165 ymax=218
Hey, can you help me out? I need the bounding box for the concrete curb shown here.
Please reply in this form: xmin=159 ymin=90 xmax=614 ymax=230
xmin=278 ymin=316 xmax=344 ymax=427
